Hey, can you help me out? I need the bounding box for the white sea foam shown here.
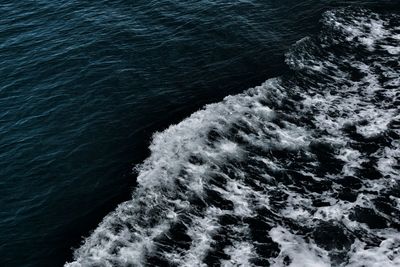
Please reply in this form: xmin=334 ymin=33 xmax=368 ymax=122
xmin=221 ymin=242 xmax=255 ymax=267
xmin=269 ymin=227 xmax=331 ymax=267
xmin=66 ymin=8 xmax=400 ymax=267
xmin=346 ymin=238 xmax=400 ymax=267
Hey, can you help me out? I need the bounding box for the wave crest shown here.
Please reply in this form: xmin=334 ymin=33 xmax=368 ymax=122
xmin=66 ymin=8 xmax=400 ymax=267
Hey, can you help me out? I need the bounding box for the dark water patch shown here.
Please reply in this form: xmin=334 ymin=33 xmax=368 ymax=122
xmin=349 ymin=206 xmax=388 ymax=229
xmin=313 ymin=221 xmax=354 ymax=250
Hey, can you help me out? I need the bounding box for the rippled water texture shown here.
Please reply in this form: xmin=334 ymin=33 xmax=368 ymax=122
xmin=67 ymin=6 xmax=400 ymax=267
xmin=0 ymin=1 xmax=399 ymax=266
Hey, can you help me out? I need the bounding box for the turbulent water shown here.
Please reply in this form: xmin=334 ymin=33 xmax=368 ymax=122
xmin=65 ymin=8 xmax=400 ymax=267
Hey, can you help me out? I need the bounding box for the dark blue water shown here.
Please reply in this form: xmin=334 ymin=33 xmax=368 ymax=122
xmin=0 ymin=1 xmax=398 ymax=266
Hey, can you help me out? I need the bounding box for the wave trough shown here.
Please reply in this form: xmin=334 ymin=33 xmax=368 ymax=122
xmin=66 ymin=8 xmax=400 ymax=267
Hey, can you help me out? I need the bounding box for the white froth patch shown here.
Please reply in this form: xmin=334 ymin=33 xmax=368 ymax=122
xmin=280 ymin=194 xmax=312 ymax=221
xmin=314 ymin=201 xmax=353 ymax=225
xmin=346 ymin=238 xmax=400 ymax=267
xmin=314 ymin=192 xmax=376 ymax=227
xmin=276 ymin=124 xmax=309 ymax=149
xmin=253 ymin=101 xmax=275 ymax=119
xmin=212 ymin=174 xmax=266 ymax=217
xmin=258 ymin=157 xmax=282 ymax=171
xmin=218 ymin=140 xmax=241 ymax=156
xmin=65 ymin=200 xmax=174 ymax=267
xmin=381 ymin=45 xmax=400 ymax=55
xmin=360 ymin=19 xmax=389 ymax=50
xmin=269 ymin=227 xmax=330 ymax=267
xmin=171 ymin=207 xmax=224 ymax=267
xmin=337 ymin=148 xmax=364 ymax=176
xmin=221 ymin=242 xmax=255 ymax=267
xmin=376 ymin=142 xmax=400 ymax=179
xmin=355 ymin=108 xmax=395 ymax=138
xmin=224 ymin=180 xmax=254 ymax=217
xmin=326 ymin=10 xmax=390 ymax=51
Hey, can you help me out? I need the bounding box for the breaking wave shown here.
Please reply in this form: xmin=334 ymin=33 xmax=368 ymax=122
xmin=66 ymin=8 xmax=400 ymax=267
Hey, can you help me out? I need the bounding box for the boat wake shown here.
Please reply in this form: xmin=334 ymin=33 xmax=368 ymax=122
xmin=66 ymin=8 xmax=400 ymax=267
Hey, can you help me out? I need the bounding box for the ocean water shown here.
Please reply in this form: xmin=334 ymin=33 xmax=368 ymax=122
xmin=0 ymin=1 xmax=399 ymax=267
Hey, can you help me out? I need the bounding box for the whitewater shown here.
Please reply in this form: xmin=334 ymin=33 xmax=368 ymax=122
xmin=66 ymin=8 xmax=400 ymax=267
